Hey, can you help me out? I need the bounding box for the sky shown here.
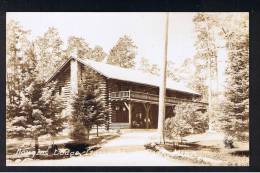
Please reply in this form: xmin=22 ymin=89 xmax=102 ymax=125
xmin=7 ymin=12 xmax=230 ymax=90
xmin=7 ymin=12 xmax=200 ymax=67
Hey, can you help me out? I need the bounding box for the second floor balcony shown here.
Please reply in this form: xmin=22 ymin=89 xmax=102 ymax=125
xmin=109 ymin=90 xmax=208 ymax=109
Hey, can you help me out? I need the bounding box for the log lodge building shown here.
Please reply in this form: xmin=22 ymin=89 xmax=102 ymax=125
xmin=47 ymin=57 xmax=207 ymax=129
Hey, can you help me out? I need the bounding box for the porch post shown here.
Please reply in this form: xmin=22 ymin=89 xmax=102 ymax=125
xmin=124 ymin=102 xmax=132 ymax=128
xmin=143 ymin=103 xmax=151 ymax=129
xmin=128 ymin=103 xmax=132 ymax=128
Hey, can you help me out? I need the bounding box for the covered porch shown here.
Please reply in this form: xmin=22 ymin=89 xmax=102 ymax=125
xmin=109 ymin=90 xmax=207 ymax=129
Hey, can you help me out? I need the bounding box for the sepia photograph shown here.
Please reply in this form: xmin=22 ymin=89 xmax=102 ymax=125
xmin=6 ymin=12 xmax=249 ymax=166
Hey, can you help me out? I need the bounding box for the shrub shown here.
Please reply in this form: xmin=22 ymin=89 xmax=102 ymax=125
xmin=223 ymin=136 xmax=234 ymax=149
xmin=164 ymin=103 xmax=209 ymax=143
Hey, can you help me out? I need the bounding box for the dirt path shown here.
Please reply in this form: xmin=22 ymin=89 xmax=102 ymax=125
xmin=8 ymin=129 xmax=203 ymax=166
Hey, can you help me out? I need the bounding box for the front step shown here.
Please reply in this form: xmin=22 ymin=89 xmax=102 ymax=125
xmin=110 ymin=123 xmax=129 ymax=129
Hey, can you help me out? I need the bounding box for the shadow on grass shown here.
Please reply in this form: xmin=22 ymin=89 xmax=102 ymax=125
xmin=230 ymin=150 xmax=249 ymax=157
xmin=162 ymin=142 xmax=220 ymax=152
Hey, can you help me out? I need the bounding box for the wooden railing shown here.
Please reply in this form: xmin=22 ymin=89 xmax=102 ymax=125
xmin=110 ymin=90 xmax=208 ymax=108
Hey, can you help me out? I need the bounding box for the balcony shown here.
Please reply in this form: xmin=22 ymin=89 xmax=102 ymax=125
xmin=110 ymin=90 xmax=208 ymax=108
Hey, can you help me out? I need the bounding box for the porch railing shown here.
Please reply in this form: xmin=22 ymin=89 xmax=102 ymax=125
xmin=110 ymin=90 xmax=207 ymax=108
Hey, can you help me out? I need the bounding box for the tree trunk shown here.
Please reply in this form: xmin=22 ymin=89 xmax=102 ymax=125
xmin=87 ymin=129 xmax=90 ymax=140
xmin=96 ymin=125 xmax=99 ymax=137
xmin=34 ymin=137 xmax=39 ymax=158
xmin=51 ymin=135 xmax=55 ymax=144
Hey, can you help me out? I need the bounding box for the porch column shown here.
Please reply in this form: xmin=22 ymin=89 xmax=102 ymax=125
xmin=143 ymin=103 xmax=151 ymax=129
xmin=124 ymin=102 xmax=132 ymax=128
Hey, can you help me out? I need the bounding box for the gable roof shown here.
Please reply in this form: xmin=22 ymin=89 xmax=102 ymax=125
xmin=48 ymin=57 xmax=201 ymax=96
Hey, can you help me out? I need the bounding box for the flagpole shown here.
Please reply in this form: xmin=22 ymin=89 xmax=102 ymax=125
xmin=158 ymin=12 xmax=169 ymax=143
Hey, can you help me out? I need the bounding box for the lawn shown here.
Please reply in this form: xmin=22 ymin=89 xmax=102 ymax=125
xmin=146 ymin=131 xmax=249 ymax=166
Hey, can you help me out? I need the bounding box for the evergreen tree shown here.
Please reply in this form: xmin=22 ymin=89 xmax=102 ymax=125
xmin=107 ymin=35 xmax=137 ymax=68
xmin=8 ymin=74 xmax=66 ymax=154
xmin=71 ymin=88 xmax=107 ymax=140
xmin=218 ymin=14 xmax=249 ymax=140
xmin=7 ymin=21 xmax=66 ymax=154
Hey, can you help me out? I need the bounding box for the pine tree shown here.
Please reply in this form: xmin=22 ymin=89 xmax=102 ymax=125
xmin=218 ymin=14 xmax=249 ymax=140
xmin=7 ymin=21 xmax=66 ymax=154
xmin=71 ymin=88 xmax=107 ymax=140
xmin=6 ymin=20 xmax=33 ymax=139
xmin=107 ymin=35 xmax=137 ymax=68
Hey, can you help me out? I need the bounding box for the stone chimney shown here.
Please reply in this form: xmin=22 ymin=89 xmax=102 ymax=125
xmin=70 ymin=51 xmax=79 ymax=95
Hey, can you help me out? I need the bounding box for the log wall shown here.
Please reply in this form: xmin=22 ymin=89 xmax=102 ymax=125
xmin=55 ymin=65 xmax=71 ymax=108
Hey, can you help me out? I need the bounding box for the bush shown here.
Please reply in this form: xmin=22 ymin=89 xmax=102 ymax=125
xmin=164 ymin=103 xmax=209 ymax=143
xmin=223 ymin=136 xmax=234 ymax=149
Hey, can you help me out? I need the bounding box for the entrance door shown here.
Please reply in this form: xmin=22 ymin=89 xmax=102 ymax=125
xmin=114 ymin=103 xmax=129 ymax=123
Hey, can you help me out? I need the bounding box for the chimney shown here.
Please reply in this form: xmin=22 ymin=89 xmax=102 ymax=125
xmin=70 ymin=51 xmax=79 ymax=95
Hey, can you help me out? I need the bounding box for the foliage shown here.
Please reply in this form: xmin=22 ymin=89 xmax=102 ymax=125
xmin=6 ymin=20 xmax=31 ymax=109
xmin=175 ymin=58 xmax=195 ymax=85
xmin=69 ymin=118 xmax=88 ymax=143
xmin=7 ymin=80 xmax=66 ymax=138
xmin=65 ymin=37 xmax=107 ymax=62
xmin=164 ymin=103 xmax=209 ymax=143
xmin=192 ymin=13 xmax=219 ymax=101
xmin=165 ymin=115 xmax=192 ymax=143
xmin=71 ymin=88 xmax=108 ymax=140
xmin=91 ymin=45 xmax=107 ymax=62
xmin=218 ymin=13 xmax=249 ymax=140
xmin=166 ymin=60 xmax=181 ymax=82
xmin=138 ymin=57 xmax=160 ymax=75
xmin=65 ymin=36 xmax=92 ymax=59
xmin=138 ymin=58 xmax=183 ymax=82
xmin=34 ymin=27 xmax=65 ymax=80
xmin=7 ymin=21 xmax=66 ymax=154
xmin=107 ymin=35 xmax=137 ymax=68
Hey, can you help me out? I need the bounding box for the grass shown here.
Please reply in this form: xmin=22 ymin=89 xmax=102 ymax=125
xmin=159 ymin=132 xmax=249 ymax=166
